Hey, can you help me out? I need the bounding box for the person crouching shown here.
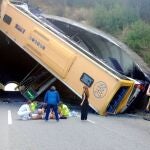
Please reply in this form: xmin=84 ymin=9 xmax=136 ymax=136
xmin=17 ymin=100 xmax=32 ymax=120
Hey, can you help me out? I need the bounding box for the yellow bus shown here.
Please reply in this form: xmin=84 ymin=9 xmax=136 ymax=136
xmin=0 ymin=0 xmax=136 ymax=115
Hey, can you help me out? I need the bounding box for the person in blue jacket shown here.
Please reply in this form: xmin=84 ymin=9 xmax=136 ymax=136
xmin=44 ymin=86 xmax=60 ymax=121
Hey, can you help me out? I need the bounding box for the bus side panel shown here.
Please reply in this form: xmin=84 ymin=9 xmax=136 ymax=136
xmin=26 ymin=29 xmax=77 ymax=78
xmin=0 ymin=2 xmax=77 ymax=78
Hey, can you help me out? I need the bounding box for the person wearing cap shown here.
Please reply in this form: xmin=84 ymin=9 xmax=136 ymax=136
xmin=44 ymin=86 xmax=60 ymax=121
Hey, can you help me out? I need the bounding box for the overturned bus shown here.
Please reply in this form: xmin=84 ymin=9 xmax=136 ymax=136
xmin=0 ymin=0 xmax=150 ymax=115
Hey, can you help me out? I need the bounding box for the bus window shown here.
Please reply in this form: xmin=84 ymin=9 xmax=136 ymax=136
xmin=107 ymin=86 xmax=128 ymax=114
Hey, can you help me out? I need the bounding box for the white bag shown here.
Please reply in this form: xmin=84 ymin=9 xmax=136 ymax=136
xmin=146 ymin=84 xmax=150 ymax=96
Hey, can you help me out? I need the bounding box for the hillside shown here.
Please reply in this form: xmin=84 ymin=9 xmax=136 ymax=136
xmin=28 ymin=0 xmax=150 ymax=67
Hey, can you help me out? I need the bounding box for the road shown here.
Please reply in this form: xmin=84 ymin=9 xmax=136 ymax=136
xmin=0 ymin=102 xmax=150 ymax=150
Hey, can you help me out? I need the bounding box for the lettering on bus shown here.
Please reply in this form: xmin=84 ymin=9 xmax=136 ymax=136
xmin=93 ymin=81 xmax=107 ymax=98
xmin=29 ymin=36 xmax=45 ymax=50
xmin=15 ymin=24 xmax=25 ymax=34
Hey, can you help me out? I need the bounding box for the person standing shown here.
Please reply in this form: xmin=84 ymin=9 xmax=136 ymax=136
xmin=146 ymin=84 xmax=150 ymax=112
xmin=80 ymin=85 xmax=89 ymax=120
xmin=44 ymin=86 xmax=60 ymax=121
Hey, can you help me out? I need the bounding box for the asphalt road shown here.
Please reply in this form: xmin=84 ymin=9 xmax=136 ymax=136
xmin=0 ymin=102 xmax=150 ymax=150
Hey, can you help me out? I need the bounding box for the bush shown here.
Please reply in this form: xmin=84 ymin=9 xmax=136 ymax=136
xmin=143 ymin=52 xmax=150 ymax=67
xmin=90 ymin=3 xmax=138 ymax=34
xmin=123 ymin=20 xmax=150 ymax=52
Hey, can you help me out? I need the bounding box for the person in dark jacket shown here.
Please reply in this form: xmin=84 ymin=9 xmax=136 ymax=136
xmin=80 ymin=85 xmax=89 ymax=120
xmin=44 ymin=86 xmax=60 ymax=121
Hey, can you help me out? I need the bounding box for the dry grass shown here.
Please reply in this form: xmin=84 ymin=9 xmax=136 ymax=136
xmin=30 ymin=0 xmax=92 ymax=22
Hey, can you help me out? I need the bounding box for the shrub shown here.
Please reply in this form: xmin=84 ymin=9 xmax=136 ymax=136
xmin=123 ymin=20 xmax=150 ymax=52
xmin=90 ymin=3 xmax=138 ymax=34
xmin=143 ymin=52 xmax=150 ymax=67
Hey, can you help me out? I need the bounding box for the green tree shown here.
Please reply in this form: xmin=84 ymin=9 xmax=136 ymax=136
xmin=123 ymin=0 xmax=150 ymax=22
